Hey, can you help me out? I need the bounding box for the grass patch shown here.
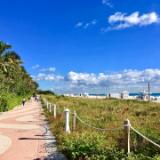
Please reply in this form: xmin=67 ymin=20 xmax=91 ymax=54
xmin=0 ymin=93 xmax=31 ymax=111
xmin=42 ymin=95 xmax=160 ymax=160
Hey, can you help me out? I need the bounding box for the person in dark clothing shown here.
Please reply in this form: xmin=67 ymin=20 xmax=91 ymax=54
xmin=22 ymin=98 xmax=26 ymax=107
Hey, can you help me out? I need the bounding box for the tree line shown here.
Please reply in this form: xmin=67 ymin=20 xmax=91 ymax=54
xmin=0 ymin=40 xmax=38 ymax=111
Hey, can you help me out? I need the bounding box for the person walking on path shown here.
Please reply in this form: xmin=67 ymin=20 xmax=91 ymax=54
xmin=22 ymin=98 xmax=26 ymax=107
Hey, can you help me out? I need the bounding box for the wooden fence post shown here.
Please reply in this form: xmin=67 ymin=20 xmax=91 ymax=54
xmin=64 ymin=109 xmax=70 ymax=133
xmin=53 ymin=104 xmax=57 ymax=119
xmin=72 ymin=111 xmax=76 ymax=131
xmin=124 ymin=119 xmax=131 ymax=154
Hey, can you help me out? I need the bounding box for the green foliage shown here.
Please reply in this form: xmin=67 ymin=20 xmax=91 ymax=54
xmin=0 ymin=40 xmax=38 ymax=111
xmin=0 ymin=93 xmax=31 ymax=112
xmin=42 ymin=95 xmax=160 ymax=160
xmin=0 ymin=96 xmax=7 ymax=112
xmin=37 ymin=89 xmax=55 ymax=95
xmin=60 ymin=132 xmax=126 ymax=160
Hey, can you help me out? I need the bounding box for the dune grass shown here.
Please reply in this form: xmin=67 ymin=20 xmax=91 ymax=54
xmin=42 ymin=94 xmax=160 ymax=160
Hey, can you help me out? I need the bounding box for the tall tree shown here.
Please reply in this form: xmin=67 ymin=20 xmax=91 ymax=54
xmin=0 ymin=41 xmax=12 ymax=73
xmin=0 ymin=40 xmax=38 ymax=95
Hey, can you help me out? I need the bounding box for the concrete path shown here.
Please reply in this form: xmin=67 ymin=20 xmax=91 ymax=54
xmin=0 ymin=100 xmax=66 ymax=160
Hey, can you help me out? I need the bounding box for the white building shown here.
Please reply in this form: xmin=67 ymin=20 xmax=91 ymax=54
xmin=121 ymin=91 xmax=129 ymax=99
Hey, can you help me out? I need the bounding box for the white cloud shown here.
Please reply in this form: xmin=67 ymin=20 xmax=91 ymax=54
xmin=32 ymin=65 xmax=56 ymax=73
xmin=66 ymin=71 xmax=98 ymax=85
xmin=40 ymin=67 xmax=56 ymax=73
xmin=102 ymin=0 xmax=113 ymax=8
xmin=32 ymin=64 xmax=40 ymax=69
xmin=75 ymin=20 xmax=97 ymax=29
xmin=65 ymin=69 xmax=160 ymax=87
xmin=108 ymin=11 xmax=160 ymax=30
xmin=34 ymin=69 xmax=160 ymax=85
xmin=75 ymin=22 xmax=83 ymax=28
xmin=33 ymin=69 xmax=160 ymax=93
xmin=34 ymin=73 xmax=63 ymax=81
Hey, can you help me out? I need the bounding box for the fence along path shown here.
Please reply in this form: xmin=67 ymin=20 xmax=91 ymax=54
xmin=43 ymin=98 xmax=160 ymax=154
xmin=75 ymin=114 xmax=123 ymax=131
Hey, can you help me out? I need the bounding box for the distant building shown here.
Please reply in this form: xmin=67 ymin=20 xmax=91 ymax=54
xmin=109 ymin=93 xmax=121 ymax=99
xmin=121 ymin=91 xmax=129 ymax=99
xmin=84 ymin=93 xmax=89 ymax=97
xmin=80 ymin=93 xmax=89 ymax=97
xmin=137 ymin=91 xmax=148 ymax=101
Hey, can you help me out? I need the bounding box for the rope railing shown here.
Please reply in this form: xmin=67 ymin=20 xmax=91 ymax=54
xmin=41 ymin=99 xmax=160 ymax=154
xmin=131 ymin=126 xmax=160 ymax=149
xmin=76 ymin=114 xmax=123 ymax=131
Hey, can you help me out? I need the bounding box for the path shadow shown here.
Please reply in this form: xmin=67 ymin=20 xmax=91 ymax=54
xmin=19 ymin=137 xmax=55 ymax=141
xmin=35 ymin=134 xmax=51 ymax=137
xmin=33 ymin=152 xmax=67 ymax=160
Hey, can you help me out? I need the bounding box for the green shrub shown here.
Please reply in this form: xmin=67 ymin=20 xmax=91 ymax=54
xmin=60 ymin=132 xmax=126 ymax=160
xmin=0 ymin=93 xmax=31 ymax=112
xmin=0 ymin=96 xmax=7 ymax=112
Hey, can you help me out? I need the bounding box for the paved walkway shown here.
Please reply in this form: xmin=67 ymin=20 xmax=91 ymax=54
xmin=0 ymin=100 xmax=66 ymax=160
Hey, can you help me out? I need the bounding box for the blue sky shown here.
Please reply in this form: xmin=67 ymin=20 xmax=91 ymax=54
xmin=0 ymin=0 xmax=160 ymax=93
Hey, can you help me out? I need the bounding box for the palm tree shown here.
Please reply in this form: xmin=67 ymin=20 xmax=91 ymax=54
xmin=0 ymin=41 xmax=12 ymax=73
xmin=0 ymin=42 xmax=22 ymax=93
xmin=0 ymin=40 xmax=38 ymax=96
